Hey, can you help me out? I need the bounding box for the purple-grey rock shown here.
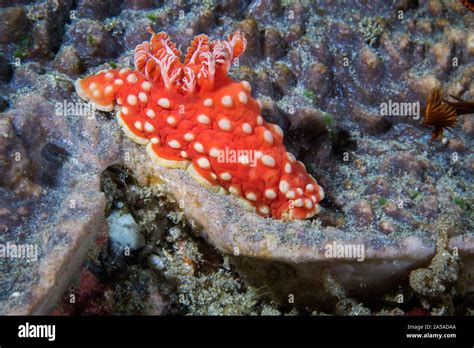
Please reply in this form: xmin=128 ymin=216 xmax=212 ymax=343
xmin=0 ymin=7 xmax=29 ymax=44
xmin=351 ymin=200 xmax=375 ymax=227
xmin=77 ymin=0 xmax=124 ymax=20
xmin=67 ymin=19 xmax=120 ymax=66
xmin=52 ymin=46 xmax=84 ymax=76
xmin=263 ymin=27 xmax=286 ymax=60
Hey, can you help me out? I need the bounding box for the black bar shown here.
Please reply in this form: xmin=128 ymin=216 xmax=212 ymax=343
xmin=0 ymin=316 xmax=473 ymax=346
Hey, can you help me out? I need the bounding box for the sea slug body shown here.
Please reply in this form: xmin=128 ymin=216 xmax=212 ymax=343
xmin=75 ymin=28 xmax=324 ymax=220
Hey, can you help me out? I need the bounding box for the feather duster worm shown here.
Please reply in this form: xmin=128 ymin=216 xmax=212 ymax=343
xmin=422 ymin=89 xmax=458 ymax=141
xmin=422 ymin=89 xmax=474 ymax=141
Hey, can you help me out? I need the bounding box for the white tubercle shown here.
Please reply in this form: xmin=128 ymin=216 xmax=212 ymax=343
xmin=294 ymin=198 xmax=304 ymax=207
xmin=221 ymin=95 xmax=233 ymax=108
xmin=126 ymin=74 xmax=138 ymax=84
xmin=158 ymin=98 xmax=171 ymax=109
xmin=241 ymin=81 xmax=251 ymax=92
xmin=138 ymin=92 xmax=148 ymax=103
xmin=167 ymin=116 xmax=177 ymax=126
xmin=261 ymin=155 xmax=275 ymax=168
xmin=141 ymin=81 xmax=152 ymax=91
xmin=144 ymin=122 xmax=154 ymax=132
xmin=238 ymin=91 xmax=248 ymax=104
xmin=197 ymin=114 xmax=211 ymax=124
xmin=279 ymin=180 xmax=289 ymax=193
xmin=184 ymin=132 xmax=195 ymax=142
xmin=146 ymin=109 xmax=156 ymax=118
xmin=134 ymin=121 xmax=142 ymax=130
xmin=104 ymin=85 xmax=114 ymax=95
xmin=127 ymin=94 xmax=138 ymax=105
xmin=242 ymin=123 xmax=252 ymax=134
xmin=245 ymin=192 xmax=257 ymax=201
xmin=193 ymin=142 xmax=205 ymax=153
xmin=263 ymin=130 xmax=273 ymax=143
xmin=209 ymin=148 xmax=221 ymax=158
xmin=168 ymin=140 xmax=181 ymax=148
xmin=220 ymin=172 xmax=232 ymax=181
xmin=119 ymin=67 xmax=130 ymax=76
xmin=264 ymin=189 xmax=277 ymax=200
xmin=197 ymin=157 xmax=211 ymax=169
xmin=218 ymin=118 xmax=232 ymax=131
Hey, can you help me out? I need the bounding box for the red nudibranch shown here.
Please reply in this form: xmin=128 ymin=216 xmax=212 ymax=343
xmin=75 ymin=28 xmax=324 ymax=220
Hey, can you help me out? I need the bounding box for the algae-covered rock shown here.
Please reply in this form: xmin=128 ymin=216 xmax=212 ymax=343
xmin=0 ymin=0 xmax=472 ymax=316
